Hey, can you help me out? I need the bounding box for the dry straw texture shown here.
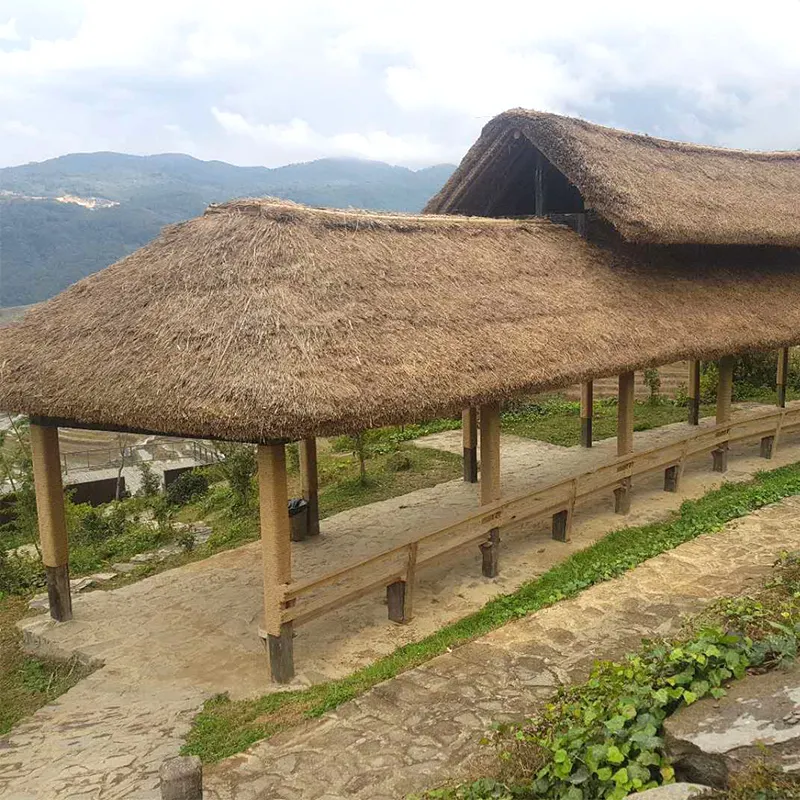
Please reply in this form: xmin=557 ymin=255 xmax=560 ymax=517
xmin=425 ymin=109 xmax=800 ymax=246
xmin=1 ymin=199 xmax=799 ymax=443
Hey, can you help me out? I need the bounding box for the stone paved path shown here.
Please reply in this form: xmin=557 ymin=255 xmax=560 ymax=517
xmin=2 ymin=410 xmax=800 ymax=799
xmin=204 ymin=497 xmax=800 ymax=799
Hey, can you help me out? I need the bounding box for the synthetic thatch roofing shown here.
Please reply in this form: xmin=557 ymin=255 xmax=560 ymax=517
xmin=425 ymin=109 xmax=800 ymax=247
xmin=1 ymin=199 xmax=799 ymax=443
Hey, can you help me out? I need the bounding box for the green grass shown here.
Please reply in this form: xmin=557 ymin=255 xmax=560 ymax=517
xmin=314 ymin=445 xmax=462 ymax=518
xmin=501 ymin=396 xmax=717 ymax=446
xmin=0 ymin=595 xmax=95 ymax=735
xmin=90 ymin=445 xmax=463 ymax=589
xmin=182 ymin=460 xmax=800 ymax=764
xmin=705 ymin=763 xmax=800 ymax=798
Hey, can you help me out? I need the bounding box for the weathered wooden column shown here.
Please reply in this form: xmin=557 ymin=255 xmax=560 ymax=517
xmin=580 ymin=381 xmax=593 ymax=448
xmin=462 ymin=407 xmax=478 ymax=483
xmin=687 ymin=360 xmax=701 ymax=426
xmin=713 ymin=356 xmax=734 ymax=473
xmin=257 ymin=443 xmax=294 ymax=683
xmin=614 ymin=372 xmax=635 ymax=513
xmin=30 ymin=423 xmax=72 ymax=622
xmin=479 ymin=402 xmax=501 ymax=577
xmin=777 ymin=348 xmax=789 ymax=409
xmin=387 ymin=542 xmax=417 ymax=625
xmin=298 ymin=438 xmax=319 ymax=537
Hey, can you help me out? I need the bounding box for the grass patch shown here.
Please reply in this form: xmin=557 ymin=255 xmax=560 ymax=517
xmin=312 ymin=445 xmax=461 ymax=519
xmin=704 ymin=762 xmax=800 ymax=798
xmin=182 ymin=460 xmax=800 ymax=764
xmin=0 ymin=594 xmax=94 ymax=735
xmin=501 ymin=396 xmax=717 ymax=447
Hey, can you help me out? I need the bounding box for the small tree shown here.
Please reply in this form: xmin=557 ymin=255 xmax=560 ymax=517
xmin=213 ymin=442 xmax=257 ymax=509
xmin=136 ymin=461 xmax=161 ymax=497
xmin=643 ymin=368 xmax=661 ymax=404
xmin=114 ymin=433 xmax=135 ymax=501
xmin=0 ymin=416 xmax=41 ymax=568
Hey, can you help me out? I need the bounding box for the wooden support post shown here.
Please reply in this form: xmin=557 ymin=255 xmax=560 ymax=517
xmin=664 ymin=465 xmax=680 ymax=492
xmin=30 ymin=424 xmax=72 ymax=622
xmin=552 ymin=509 xmax=569 ymax=542
xmin=614 ymin=372 xmax=635 ymax=514
xmin=386 ymin=581 xmax=408 ymax=623
xmin=688 ymin=360 xmax=701 ymax=426
xmin=778 ymin=348 xmax=789 ymax=409
xmin=617 ymin=372 xmax=635 ymax=457
xmin=713 ymin=356 xmax=734 ymax=474
xmin=462 ymin=407 xmax=478 ymax=483
xmin=257 ymin=443 xmax=294 ymax=684
xmin=298 ymin=438 xmax=319 ymax=537
xmin=580 ymin=381 xmax=593 ymax=448
xmin=760 ymin=436 xmax=775 ymax=460
xmin=613 ymin=481 xmax=632 ymax=514
xmin=479 ymin=402 xmax=501 ymax=578
xmin=387 ymin=542 xmax=416 ymax=624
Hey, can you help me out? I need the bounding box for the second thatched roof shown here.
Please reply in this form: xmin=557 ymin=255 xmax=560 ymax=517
xmin=0 ymin=199 xmax=799 ymax=443
xmin=425 ymin=109 xmax=800 ymax=247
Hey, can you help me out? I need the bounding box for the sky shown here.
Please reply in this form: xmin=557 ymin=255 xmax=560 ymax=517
xmin=1 ymin=0 xmax=800 ymax=169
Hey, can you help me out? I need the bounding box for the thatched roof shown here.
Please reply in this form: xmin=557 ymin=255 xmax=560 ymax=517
xmin=1 ymin=199 xmax=799 ymax=443
xmin=425 ymin=109 xmax=800 ymax=247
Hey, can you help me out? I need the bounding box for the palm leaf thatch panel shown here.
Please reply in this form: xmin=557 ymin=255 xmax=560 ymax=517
xmin=0 ymin=199 xmax=799 ymax=443
xmin=425 ymin=109 xmax=800 ymax=247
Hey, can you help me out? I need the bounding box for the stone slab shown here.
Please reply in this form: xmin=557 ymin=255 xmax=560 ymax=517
xmin=665 ymin=662 xmax=800 ymax=787
xmin=633 ymin=784 xmax=708 ymax=799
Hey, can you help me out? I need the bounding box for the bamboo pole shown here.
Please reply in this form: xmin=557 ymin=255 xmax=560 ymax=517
xmin=30 ymin=424 xmax=72 ymax=621
xmin=298 ymin=438 xmax=319 ymax=537
xmin=257 ymin=443 xmax=294 ymax=683
xmin=479 ymin=402 xmax=501 ymax=577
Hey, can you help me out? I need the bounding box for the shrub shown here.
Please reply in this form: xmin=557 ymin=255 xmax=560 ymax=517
xmin=643 ymin=368 xmax=661 ymax=403
xmin=166 ymin=470 xmax=209 ymax=507
xmin=213 ymin=444 xmax=256 ymax=509
xmin=136 ymin=462 xmax=162 ymax=497
xmin=700 ymin=361 xmax=719 ymax=404
xmin=177 ymin=528 xmax=196 ymax=552
xmin=734 ymin=352 xmax=777 ymax=390
xmin=0 ymin=549 xmax=45 ymax=595
xmin=384 ymin=451 xmax=412 ymax=472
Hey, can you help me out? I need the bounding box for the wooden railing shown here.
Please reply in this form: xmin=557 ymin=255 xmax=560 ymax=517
xmin=276 ymin=404 xmax=800 ymax=629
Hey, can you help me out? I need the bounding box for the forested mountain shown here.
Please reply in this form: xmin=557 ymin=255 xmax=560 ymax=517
xmin=0 ymin=153 xmax=455 ymax=307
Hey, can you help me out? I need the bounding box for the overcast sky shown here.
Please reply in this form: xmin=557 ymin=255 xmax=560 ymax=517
xmin=1 ymin=0 xmax=799 ymax=169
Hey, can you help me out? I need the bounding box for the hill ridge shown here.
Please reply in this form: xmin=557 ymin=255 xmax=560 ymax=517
xmin=0 ymin=153 xmax=455 ymax=307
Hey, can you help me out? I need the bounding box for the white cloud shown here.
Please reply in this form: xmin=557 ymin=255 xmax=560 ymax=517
xmin=1 ymin=0 xmax=800 ymax=166
xmin=0 ymin=17 xmax=19 ymax=40
xmin=2 ymin=119 xmax=38 ymax=136
xmin=211 ymin=108 xmax=447 ymax=165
